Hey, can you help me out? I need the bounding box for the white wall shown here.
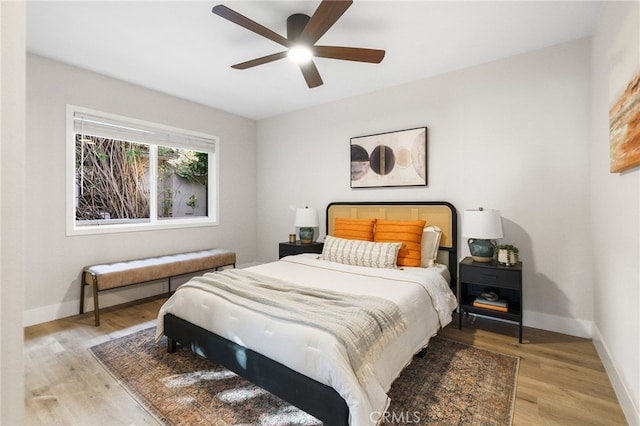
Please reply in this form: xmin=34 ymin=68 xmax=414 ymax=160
xmin=1 ymin=2 xmax=26 ymax=423
xmin=25 ymin=54 xmax=258 ymax=326
xmin=590 ymin=2 xmax=639 ymax=423
xmin=257 ymin=38 xmax=593 ymax=338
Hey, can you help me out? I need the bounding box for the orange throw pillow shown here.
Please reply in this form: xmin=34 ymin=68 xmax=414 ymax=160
xmin=333 ymin=217 xmax=377 ymax=241
xmin=374 ymin=219 xmax=426 ymax=267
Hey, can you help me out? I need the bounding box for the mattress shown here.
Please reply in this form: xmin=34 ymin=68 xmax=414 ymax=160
xmin=156 ymin=253 xmax=457 ymax=425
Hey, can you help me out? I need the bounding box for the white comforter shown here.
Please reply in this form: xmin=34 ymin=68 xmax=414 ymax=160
xmin=156 ymin=254 xmax=457 ymax=425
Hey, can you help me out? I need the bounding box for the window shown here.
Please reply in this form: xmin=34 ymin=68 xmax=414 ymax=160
xmin=67 ymin=105 xmax=218 ymax=235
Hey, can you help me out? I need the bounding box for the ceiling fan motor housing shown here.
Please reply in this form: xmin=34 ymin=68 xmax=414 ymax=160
xmin=287 ymin=14 xmax=311 ymax=41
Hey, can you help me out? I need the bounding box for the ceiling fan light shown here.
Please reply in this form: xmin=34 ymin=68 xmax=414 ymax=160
xmin=288 ymin=45 xmax=313 ymax=64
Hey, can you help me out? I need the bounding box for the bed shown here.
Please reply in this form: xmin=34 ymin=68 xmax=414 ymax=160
xmin=156 ymin=201 xmax=458 ymax=425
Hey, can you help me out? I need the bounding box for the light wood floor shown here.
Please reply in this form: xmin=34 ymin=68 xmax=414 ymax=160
xmin=24 ymin=296 xmax=628 ymax=425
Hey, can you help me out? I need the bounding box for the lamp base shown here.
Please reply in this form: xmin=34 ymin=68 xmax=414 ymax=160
xmin=468 ymin=238 xmax=496 ymax=263
xmin=299 ymin=227 xmax=314 ymax=244
xmin=471 ymin=255 xmax=494 ymax=263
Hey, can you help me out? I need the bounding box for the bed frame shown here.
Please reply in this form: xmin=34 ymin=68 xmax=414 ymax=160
xmin=163 ymin=201 xmax=458 ymax=425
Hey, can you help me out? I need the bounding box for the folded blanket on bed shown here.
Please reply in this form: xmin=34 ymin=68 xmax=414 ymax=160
xmin=184 ymin=268 xmax=407 ymax=385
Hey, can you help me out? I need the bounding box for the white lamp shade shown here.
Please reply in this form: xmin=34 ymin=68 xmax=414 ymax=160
xmin=463 ymin=209 xmax=503 ymax=239
xmin=294 ymin=207 xmax=318 ymax=227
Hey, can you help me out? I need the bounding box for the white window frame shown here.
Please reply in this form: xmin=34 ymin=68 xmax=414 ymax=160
xmin=66 ymin=105 xmax=219 ymax=236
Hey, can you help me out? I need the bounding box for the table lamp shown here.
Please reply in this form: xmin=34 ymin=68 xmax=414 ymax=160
xmin=463 ymin=208 xmax=503 ymax=262
xmin=294 ymin=206 xmax=318 ymax=244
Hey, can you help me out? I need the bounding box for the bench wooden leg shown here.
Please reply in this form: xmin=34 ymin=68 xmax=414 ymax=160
xmin=92 ymin=276 xmax=100 ymax=327
xmin=79 ymin=273 xmax=86 ymax=315
xmin=81 ymin=271 xmax=101 ymax=326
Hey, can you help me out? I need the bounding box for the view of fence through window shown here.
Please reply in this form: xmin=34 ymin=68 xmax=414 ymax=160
xmin=75 ymin=135 xmax=208 ymax=225
xmin=157 ymin=147 xmax=208 ymax=219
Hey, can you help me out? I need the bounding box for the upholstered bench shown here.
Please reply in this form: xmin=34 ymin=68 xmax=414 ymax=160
xmin=80 ymin=248 xmax=236 ymax=326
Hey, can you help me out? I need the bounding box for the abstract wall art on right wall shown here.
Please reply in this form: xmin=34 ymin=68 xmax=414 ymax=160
xmin=609 ymin=9 xmax=640 ymax=173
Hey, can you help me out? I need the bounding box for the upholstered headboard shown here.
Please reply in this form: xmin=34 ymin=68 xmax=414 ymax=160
xmin=326 ymin=201 xmax=459 ymax=284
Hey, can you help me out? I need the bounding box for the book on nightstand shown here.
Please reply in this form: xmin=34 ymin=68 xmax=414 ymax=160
xmin=473 ymin=296 xmax=509 ymax=312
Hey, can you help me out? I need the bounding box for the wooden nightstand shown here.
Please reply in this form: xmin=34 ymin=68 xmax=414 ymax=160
xmin=278 ymin=241 xmax=324 ymax=259
xmin=458 ymin=256 xmax=523 ymax=343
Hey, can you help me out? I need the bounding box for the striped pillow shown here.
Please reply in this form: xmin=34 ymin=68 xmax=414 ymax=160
xmin=333 ymin=217 xmax=377 ymax=241
xmin=374 ymin=219 xmax=427 ymax=267
xmin=321 ymin=236 xmax=401 ymax=269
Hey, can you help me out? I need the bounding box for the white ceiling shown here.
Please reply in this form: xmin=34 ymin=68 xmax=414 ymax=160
xmin=26 ymin=1 xmax=602 ymax=120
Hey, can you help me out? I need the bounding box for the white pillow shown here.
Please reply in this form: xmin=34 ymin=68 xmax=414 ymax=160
xmin=321 ymin=235 xmax=402 ymax=269
xmin=421 ymin=225 xmax=442 ymax=267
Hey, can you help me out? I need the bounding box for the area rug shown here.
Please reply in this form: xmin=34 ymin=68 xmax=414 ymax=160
xmin=90 ymin=327 xmax=518 ymax=425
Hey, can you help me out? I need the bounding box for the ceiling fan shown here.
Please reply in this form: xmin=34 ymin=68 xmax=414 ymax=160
xmin=212 ymin=0 xmax=385 ymax=88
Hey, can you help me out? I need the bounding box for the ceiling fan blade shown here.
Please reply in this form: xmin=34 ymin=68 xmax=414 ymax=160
xmin=300 ymin=0 xmax=353 ymax=45
xmin=299 ymin=61 xmax=323 ymax=88
xmin=212 ymin=5 xmax=290 ymax=48
xmin=314 ymin=46 xmax=385 ymax=63
xmin=231 ymin=51 xmax=288 ymax=70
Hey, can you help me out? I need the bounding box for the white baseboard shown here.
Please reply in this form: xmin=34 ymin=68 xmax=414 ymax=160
xmin=24 ymin=282 xmax=171 ymax=327
xmin=525 ymin=310 xmax=592 ymax=338
xmin=592 ymin=325 xmax=639 ymax=425
xmin=23 ymin=299 xmax=81 ymax=327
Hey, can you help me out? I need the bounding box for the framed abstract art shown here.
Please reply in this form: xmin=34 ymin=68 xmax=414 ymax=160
xmin=350 ymin=127 xmax=427 ymax=188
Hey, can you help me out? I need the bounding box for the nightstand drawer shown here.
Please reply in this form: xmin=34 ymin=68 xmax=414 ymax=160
xmin=460 ymin=265 xmax=521 ymax=289
xmin=279 ymin=241 xmax=324 ymax=259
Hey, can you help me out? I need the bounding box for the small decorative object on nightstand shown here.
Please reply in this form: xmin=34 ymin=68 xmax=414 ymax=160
xmin=494 ymin=244 xmax=519 ymax=266
xmin=279 ymin=241 xmax=324 ymax=259
xmin=458 ymin=256 xmax=523 ymax=343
